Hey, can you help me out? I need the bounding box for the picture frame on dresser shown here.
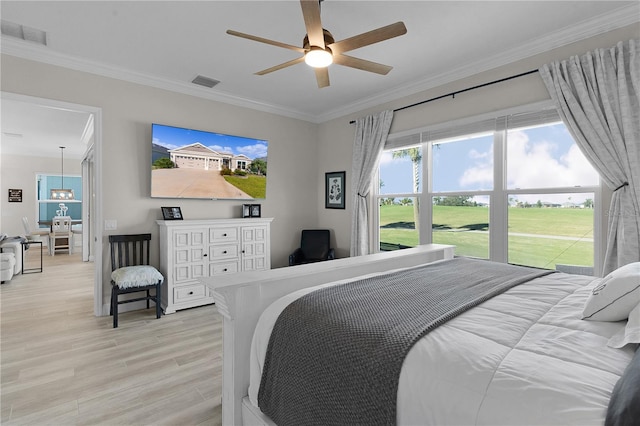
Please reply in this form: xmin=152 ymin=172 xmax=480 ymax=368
xmin=161 ymin=206 xmax=183 ymax=220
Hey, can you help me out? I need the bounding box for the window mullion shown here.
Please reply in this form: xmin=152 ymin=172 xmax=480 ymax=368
xmin=490 ymin=118 xmax=508 ymax=263
xmin=420 ymin=138 xmax=432 ymax=245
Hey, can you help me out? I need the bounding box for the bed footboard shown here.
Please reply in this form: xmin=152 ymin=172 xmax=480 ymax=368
xmin=203 ymin=244 xmax=454 ymax=426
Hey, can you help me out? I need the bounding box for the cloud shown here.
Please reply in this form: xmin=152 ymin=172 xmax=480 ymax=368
xmin=459 ymin=146 xmax=493 ymax=187
xmin=458 ymin=129 xmax=598 ymax=192
xmin=506 ymin=129 xmax=598 ymax=189
xmin=153 ymin=138 xmax=179 ymax=150
xmin=379 ymin=151 xmax=412 ymax=166
xmin=237 ymin=143 xmax=268 ymax=159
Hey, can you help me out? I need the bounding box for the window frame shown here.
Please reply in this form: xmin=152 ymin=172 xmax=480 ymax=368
xmin=36 ymin=173 xmax=83 ymax=228
xmin=373 ymin=101 xmax=602 ymax=274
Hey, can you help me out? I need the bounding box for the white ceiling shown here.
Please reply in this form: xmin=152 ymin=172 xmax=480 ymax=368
xmin=1 ymin=1 xmax=639 ymax=158
xmin=1 ymin=96 xmax=93 ymax=159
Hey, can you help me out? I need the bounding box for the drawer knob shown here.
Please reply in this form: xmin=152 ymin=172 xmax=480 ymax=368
xmin=223 ymin=233 xmax=227 ymax=236
xmin=223 ymin=268 xmax=228 ymax=272
xmin=189 ymin=291 xmax=194 ymax=295
xmin=203 ymin=253 xmax=208 ymax=257
xmin=223 ymin=250 xmax=227 ymax=254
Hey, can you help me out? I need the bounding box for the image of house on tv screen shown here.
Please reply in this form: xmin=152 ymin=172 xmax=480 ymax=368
xmin=151 ymin=124 xmax=268 ymax=200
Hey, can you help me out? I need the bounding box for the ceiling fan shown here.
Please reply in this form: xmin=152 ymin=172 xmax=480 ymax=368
xmin=227 ymin=0 xmax=407 ymax=88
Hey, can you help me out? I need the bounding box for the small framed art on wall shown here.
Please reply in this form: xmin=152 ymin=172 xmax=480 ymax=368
xmin=325 ymin=171 xmax=345 ymax=209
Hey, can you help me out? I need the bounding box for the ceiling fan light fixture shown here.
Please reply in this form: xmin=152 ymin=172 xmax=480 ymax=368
xmin=305 ymin=46 xmax=333 ymax=68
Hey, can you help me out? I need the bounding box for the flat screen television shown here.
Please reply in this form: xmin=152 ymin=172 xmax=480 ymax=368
xmin=151 ymin=123 xmax=268 ymax=200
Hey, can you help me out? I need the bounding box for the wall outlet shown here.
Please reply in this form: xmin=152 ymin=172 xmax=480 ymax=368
xmin=104 ymin=219 xmax=117 ymax=230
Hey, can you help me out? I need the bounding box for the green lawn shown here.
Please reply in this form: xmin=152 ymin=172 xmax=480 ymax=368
xmin=224 ymin=175 xmax=266 ymax=198
xmin=379 ymin=204 xmax=594 ymax=269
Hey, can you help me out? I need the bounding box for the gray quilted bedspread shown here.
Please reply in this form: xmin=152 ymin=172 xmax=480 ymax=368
xmin=257 ymin=257 xmax=554 ymax=426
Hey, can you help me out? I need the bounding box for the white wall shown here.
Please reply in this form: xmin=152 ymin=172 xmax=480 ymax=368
xmin=316 ymin=24 xmax=639 ymax=256
xmin=1 ymin=23 xmax=637 ymax=307
xmin=1 ymin=55 xmax=320 ymax=307
xmin=1 ymin=153 xmax=82 ymax=236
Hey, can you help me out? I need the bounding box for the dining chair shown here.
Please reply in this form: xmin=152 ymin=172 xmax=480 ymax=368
xmin=49 ymin=216 xmax=72 ymax=256
xmin=109 ymin=234 xmax=164 ymax=328
xmin=22 ymin=216 xmax=49 ymax=242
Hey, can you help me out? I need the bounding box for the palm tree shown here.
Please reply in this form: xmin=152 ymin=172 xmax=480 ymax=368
xmin=392 ymin=147 xmax=422 ymax=231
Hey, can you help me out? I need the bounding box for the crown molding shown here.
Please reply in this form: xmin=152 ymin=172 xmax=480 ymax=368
xmin=0 ymin=38 xmax=316 ymax=122
xmin=1 ymin=4 xmax=638 ymax=124
xmin=317 ymin=3 xmax=640 ymax=123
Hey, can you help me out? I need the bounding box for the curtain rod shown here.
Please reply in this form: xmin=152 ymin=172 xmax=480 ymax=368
xmin=349 ymin=69 xmax=539 ymax=124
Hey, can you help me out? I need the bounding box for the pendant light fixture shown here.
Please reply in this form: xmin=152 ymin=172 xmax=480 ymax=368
xmin=50 ymin=146 xmax=74 ymax=200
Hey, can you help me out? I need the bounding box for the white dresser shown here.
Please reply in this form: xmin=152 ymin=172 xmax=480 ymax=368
xmin=157 ymin=218 xmax=272 ymax=314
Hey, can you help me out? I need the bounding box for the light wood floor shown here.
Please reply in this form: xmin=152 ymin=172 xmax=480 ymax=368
xmin=1 ymin=247 xmax=223 ymax=425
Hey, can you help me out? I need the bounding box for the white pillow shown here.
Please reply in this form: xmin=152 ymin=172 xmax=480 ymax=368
xmin=111 ymin=265 xmax=164 ymax=289
xmin=583 ymin=262 xmax=640 ymax=321
xmin=608 ymin=302 xmax=640 ymax=348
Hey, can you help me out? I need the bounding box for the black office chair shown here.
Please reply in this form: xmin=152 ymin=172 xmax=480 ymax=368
xmin=289 ymin=229 xmax=335 ymax=266
xmin=109 ymin=234 xmax=163 ymax=328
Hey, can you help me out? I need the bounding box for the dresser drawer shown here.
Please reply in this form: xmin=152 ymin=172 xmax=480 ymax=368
xmin=210 ymin=244 xmax=238 ymax=259
xmin=173 ymin=283 xmax=207 ymax=303
xmin=210 ymin=227 xmax=238 ymax=243
xmin=210 ymin=261 xmax=239 ymax=275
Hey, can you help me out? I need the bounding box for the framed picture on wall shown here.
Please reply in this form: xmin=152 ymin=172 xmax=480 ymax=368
xmin=161 ymin=206 xmax=183 ymax=220
xmin=8 ymin=189 xmax=22 ymax=203
xmin=325 ymin=171 xmax=345 ymax=209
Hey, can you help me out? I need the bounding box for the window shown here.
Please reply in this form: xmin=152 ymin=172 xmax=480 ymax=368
xmin=432 ymin=195 xmax=490 ymax=259
xmin=378 ymin=146 xmax=422 ymax=250
xmin=37 ymin=174 xmax=82 ymax=227
xmin=375 ymin=103 xmax=600 ymax=270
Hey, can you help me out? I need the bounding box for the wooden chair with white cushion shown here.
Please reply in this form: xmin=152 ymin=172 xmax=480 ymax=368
xmin=109 ymin=233 xmax=164 ymax=328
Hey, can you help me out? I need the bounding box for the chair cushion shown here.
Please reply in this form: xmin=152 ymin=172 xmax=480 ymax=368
xmin=111 ymin=265 xmax=163 ymax=289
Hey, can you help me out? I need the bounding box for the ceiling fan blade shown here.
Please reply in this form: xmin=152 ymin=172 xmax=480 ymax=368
xmin=227 ymin=29 xmax=305 ymax=53
xmin=315 ymin=67 xmax=330 ymax=88
xmin=255 ymin=56 xmax=306 ymax=75
xmin=329 ymin=22 xmax=407 ymax=54
xmin=300 ymin=0 xmax=324 ymax=48
xmin=333 ymin=54 xmax=393 ymax=75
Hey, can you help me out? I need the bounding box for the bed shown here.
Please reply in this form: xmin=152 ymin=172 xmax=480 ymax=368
xmin=205 ymin=244 xmax=639 ymax=426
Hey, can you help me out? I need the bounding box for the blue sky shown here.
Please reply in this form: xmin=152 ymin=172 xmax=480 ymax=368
xmin=152 ymin=123 xmax=268 ymax=159
xmin=379 ymin=122 xmax=599 ymax=204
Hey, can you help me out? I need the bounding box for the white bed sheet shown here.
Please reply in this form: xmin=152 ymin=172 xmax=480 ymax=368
xmin=248 ymin=264 xmax=637 ymax=425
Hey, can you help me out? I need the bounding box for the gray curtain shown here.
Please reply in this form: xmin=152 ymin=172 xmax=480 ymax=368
xmin=350 ymin=110 xmax=394 ymax=256
xmin=539 ymin=38 xmax=640 ymax=274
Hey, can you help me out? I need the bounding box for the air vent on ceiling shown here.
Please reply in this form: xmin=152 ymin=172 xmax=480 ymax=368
xmin=192 ymin=75 xmax=220 ymax=88
xmin=1 ymin=20 xmax=47 ymax=46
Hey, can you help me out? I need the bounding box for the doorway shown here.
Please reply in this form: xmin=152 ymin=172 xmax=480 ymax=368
xmin=1 ymin=92 xmax=103 ymax=316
